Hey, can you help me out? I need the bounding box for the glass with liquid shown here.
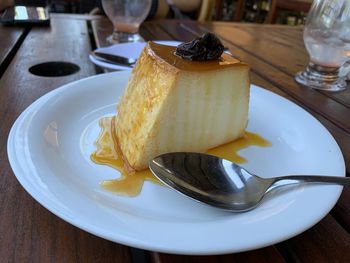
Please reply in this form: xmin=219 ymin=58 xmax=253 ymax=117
xmin=102 ymin=0 xmax=152 ymax=44
xmin=295 ymin=0 xmax=350 ymax=91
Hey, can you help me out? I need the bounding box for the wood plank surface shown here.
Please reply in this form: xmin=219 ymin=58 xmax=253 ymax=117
xmin=89 ymin=17 xmax=350 ymax=262
xmin=1 ymin=15 xmax=350 ymax=263
xmin=0 ymin=26 xmax=28 ymax=77
xmin=0 ymin=16 xmax=133 ymax=263
xmin=247 ymin=73 xmax=350 ymax=235
xmin=277 ymin=214 xmax=350 ymax=262
xmin=145 ymin=20 xmax=350 ymax=170
xmin=152 ymin=246 xmax=286 ymax=263
xmin=173 ymin=21 xmax=350 ymax=133
xmin=138 ymin=19 xmax=350 ymax=263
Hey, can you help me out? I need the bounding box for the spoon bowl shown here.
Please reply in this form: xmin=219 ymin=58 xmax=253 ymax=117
xmin=149 ymin=152 xmax=348 ymax=212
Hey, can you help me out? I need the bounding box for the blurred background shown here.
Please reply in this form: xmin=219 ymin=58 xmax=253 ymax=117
xmin=6 ymin=0 xmax=312 ymax=25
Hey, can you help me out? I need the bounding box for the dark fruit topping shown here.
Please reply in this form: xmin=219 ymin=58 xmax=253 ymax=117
xmin=175 ymin=32 xmax=224 ymax=61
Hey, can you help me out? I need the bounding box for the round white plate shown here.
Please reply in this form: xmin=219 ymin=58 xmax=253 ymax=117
xmin=89 ymin=41 xmax=181 ymax=70
xmin=7 ymin=71 xmax=345 ymax=255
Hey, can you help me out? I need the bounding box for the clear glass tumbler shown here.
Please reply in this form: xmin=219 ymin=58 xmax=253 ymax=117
xmin=102 ymin=0 xmax=152 ymax=44
xmin=295 ymin=0 xmax=350 ymax=92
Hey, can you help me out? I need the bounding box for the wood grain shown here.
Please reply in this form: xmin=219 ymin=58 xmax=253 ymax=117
xmin=277 ymin=214 xmax=350 ymax=262
xmin=149 ymin=20 xmax=350 ymax=167
xmin=140 ymin=20 xmax=350 ymax=263
xmin=151 ymin=246 xmax=286 ymax=263
xmin=1 ymin=15 xmax=350 ymax=263
xmin=0 ymin=26 xmax=28 ymax=77
xmin=250 ymin=72 xmax=350 ymax=232
xmin=0 ymin=16 xmax=132 ymax=263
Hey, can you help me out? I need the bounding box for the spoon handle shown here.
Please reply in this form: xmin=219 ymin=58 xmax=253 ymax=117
xmin=273 ymin=175 xmax=350 ymax=186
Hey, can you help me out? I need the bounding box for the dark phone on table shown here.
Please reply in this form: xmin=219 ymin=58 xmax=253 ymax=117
xmin=0 ymin=6 xmax=50 ymax=26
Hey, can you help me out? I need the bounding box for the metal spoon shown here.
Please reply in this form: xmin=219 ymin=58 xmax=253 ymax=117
xmin=149 ymin=152 xmax=348 ymax=212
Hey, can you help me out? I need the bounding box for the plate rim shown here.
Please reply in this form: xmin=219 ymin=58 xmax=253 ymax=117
xmin=7 ymin=71 xmax=345 ymax=255
xmin=89 ymin=40 xmax=182 ymax=70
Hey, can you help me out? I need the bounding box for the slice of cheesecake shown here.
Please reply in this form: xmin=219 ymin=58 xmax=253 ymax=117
xmin=114 ymin=41 xmax=250 ymax=171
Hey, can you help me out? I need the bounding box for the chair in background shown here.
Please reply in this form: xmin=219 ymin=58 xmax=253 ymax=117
xmin=212 ymin=0 xmax=311 ymax=24
xmin=265 ymin=0 xmax=312 ymax=24
xmin=50 ymin=0 xmax=97 ymax=13
xmin=197 ymin=0 xmax=217 ymax=21
xmin=232 ymin=0 xmax=246 ymax=21
xmin=213 ymin=0 xmax=246 ymax=21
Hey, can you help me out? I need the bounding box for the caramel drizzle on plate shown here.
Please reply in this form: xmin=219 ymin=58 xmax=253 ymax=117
xmin=91 ymin=116 xmax=271 ymax=197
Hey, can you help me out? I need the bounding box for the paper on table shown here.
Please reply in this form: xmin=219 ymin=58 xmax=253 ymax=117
xmin=89 ymin=41 xmax=181 ymax=71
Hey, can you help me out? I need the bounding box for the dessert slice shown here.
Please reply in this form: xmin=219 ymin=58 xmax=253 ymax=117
xmin=114 ymin=40 xmax=250 ymax=171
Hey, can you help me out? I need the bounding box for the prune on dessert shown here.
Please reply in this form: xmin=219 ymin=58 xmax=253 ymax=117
xmin=175 ymin=32 xmax=224 ymax=61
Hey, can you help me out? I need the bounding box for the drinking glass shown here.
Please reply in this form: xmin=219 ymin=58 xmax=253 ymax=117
xmin=295 ymin=0 xmax=350 ymax=92
xmin=102 ymin=0 xmax=152 ymax=44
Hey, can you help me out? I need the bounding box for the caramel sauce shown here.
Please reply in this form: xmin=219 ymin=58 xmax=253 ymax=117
xmin=148 ymin=42 xmax=247 ymax=72
xmin=91 ymin=116 xmax=271 ymax=197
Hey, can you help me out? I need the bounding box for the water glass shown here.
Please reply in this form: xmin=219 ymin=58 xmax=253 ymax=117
xmin=295 ymin=0 xmax=350 ymax=92
xmin=102 ymin=0 xmax=152 ymax=44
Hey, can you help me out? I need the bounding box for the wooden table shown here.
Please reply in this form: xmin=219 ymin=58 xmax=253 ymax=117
xmin=1 ymin=14 xmax=350 ymax=262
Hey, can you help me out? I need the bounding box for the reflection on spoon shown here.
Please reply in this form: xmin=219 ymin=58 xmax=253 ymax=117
xmin=149 ymin=152 xmax=348 ymax=212
xmin=91 ymin=117 xmax=271 ymax=197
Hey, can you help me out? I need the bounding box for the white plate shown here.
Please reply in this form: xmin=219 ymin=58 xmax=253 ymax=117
xmin=89 ymin=41 xmax=181 ymax=70
xmin=7 ymin=71 xmax=345 ymax=255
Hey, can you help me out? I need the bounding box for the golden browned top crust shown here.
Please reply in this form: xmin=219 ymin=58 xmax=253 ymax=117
xmin=147 ymin=41 xmax=247 ymax=72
